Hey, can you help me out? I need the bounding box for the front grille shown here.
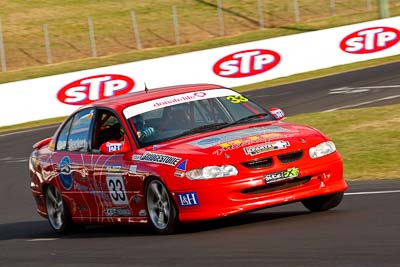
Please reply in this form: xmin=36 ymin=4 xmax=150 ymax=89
xmin=241 ymin=157 xmax=273 ymax=169
xmin=241 ymin=176 xmax=312 ymax=195
xmin=277 ymin=150 xmax=303 ymax=163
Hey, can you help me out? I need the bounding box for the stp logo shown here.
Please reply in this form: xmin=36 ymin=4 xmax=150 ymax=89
xmin=58 ymin=74 xmax=135 ymax=105
xmin=340 ymin=27 xmax=400 ymax=54
xmin=213 ymin=49 xmax=281 ymax=78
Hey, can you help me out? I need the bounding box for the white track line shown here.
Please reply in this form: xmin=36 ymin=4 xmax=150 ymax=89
xmin=26 ymin=238 xmax=58 ymax=242
xmin=329 ymin=85 xmax=400 ymax=94
xmin=342 ymin=85 xmax=400 ymax=89
xmin=323 ymin=94 xmax=400 ymax=112
xmin=0 ymin=125 xmax=58 ymax=137
xmin=345 ymin=190 xmax=400 ymax=196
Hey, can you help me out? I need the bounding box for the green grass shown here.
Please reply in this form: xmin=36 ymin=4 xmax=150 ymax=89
xmin=0 ymin=1 xmax=399 ymax=82
xmin=286 ymin=104 xmax=400 ymax=180
xmin=0 ymin=117 xmax=66 ymax=133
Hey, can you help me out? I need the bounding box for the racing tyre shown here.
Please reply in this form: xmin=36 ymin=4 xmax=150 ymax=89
xmin=45 ymin=185 xmax=72 ymax=234
xmin=301 ymin=192 xmax=344 ymax=212
xmin=145 ymin=178 xmax=178 ymax=234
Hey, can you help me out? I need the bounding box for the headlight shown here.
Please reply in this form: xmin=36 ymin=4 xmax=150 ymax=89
xmin=309 ymin=141 xmax=336 ymax=159
xmin=186 ymin=165 xmax=238 ymax=180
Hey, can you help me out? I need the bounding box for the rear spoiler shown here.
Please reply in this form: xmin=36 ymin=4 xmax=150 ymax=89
xmin=33 ymin=137 xmax=52 ymax=150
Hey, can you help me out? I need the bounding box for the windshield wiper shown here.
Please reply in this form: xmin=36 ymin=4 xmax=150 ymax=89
xmin=165 ymin=122 xmax=229 ymax=141
xmin=222 ymin=113 xmax=272 ymax=128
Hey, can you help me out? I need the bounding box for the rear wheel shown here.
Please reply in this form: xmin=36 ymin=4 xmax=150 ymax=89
xmin=301 ymin=192 xmax=344 ymax=212
xmin=145 ymin=178 xmax=178 ymax=234
xmin=45 ymin=185 xmax=72 ymax=234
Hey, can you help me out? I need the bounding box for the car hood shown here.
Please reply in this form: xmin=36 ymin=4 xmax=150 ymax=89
xmin=142 ymin=121 xmax=328 ymax=166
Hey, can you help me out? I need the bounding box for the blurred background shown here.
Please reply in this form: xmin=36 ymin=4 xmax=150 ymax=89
xmin=0 ymin=0 xmax=399 ymax=72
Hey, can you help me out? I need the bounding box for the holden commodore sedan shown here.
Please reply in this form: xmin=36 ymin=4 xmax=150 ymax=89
xmin=29 ymin=84 xmax=347 ymax=234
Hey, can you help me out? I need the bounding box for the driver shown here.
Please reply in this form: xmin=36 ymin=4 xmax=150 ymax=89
xmin=133 ymin=114 xmax=155 ymax=139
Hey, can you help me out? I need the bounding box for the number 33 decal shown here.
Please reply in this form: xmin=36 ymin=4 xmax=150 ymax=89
xmin=226 ymin=95 xmax=248 ymax=104
xmin=106 ymin=176 xmax=128 ymax=205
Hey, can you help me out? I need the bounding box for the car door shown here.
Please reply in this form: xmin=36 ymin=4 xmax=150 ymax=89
xmin=89 ymin=108 xmax=143 ymax=220
xmin=51 ymin=108 xmax=97 ymax=218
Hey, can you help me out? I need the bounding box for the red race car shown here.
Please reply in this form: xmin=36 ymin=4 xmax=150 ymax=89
xmin=29 ymin=84 xmax=347 ymax=234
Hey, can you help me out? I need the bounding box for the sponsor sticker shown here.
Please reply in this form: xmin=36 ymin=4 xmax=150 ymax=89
xmin=213 ymin=49 xmax=281 ymax=78
xmin=105 ymin=208 xmax=132 ymax=216
xmin=73 ymin=181 xmax=89 ymax=191
xmin=57 ymin=74 xmax=135 ymax=105
xmin=106 ymin=176 xmax=128 ymax=205
xmin=190 ymin=126 xmax=289 ymax=149
xmin=123 ymin=88 xmax=240 ymax=119
xmin=177 ymin=192 xmax=199 ymax=207
xmin=176 ymin=160 xmax=187 ymax=171
xmin=129 ymin=165 xmax=137 ymax=173
xmin=264 ymin=167 xmax=300 ymax=184
xmin=226 ymin=95 xmax=248 ymax=104
xmin=106 ymin=142 xmax=123 ymax=153
xmin=174 ymin=171 xmax=185 ymax=178
xmin=106 ymin=165 xmax=122 ymax=173
xmin=340 ymin=26 xmax=400 ymax=54
xmin=132 ymin=154 xmax=142 ymax=160
xmin=59 ymin=156 xmax=73 ymax=190
xmin=139 ymin=152 xmax=181 ymax=166
xmin=269 ymin=108 xmax=285 ymax=120
xmin=244 ymin=140 xmax=290 ymax=156
xmin=212 ymin=133 xmax=292 ymax=156
xmin=197 ymin=137 xmax=222 ymax=147
xmin=153 ymin=92 xmax=207 ymax=108
xmin=174 ymin=160 xmax=187 ymax=178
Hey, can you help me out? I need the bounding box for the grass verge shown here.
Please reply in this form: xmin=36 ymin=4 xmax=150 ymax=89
xmin=0 ymin=117 xmax=66 ymax=134
xmin=286 ymin=104 xmax=400 ymax=180
xmin=2 ymin=103 xmax=399 ymax=181
xmin=1 ymin=6 xmax=399 ymax=84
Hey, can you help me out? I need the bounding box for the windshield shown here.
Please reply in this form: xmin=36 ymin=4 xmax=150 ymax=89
xmin=123 ymin=88 xmax=275 ymax=147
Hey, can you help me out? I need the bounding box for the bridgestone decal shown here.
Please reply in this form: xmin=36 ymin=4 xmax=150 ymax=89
xmin=140 ymin=152 xmax=181 ymax=166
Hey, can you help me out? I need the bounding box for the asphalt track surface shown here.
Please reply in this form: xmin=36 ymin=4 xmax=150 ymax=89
xmin=1 ymin=62 xmax=400 ymax=266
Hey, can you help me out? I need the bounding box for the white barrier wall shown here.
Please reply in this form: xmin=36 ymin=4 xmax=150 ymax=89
xmin=1 ymin=16 xmax=399 ymax=127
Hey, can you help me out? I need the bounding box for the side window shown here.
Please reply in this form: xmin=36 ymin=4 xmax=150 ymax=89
xmin=56 ymin=118 xmax=73 ymax=151
xmin=92 ymin=109 xmax=125 ymax=151
xmin=67 ymin=109 xmax=95 ymax=152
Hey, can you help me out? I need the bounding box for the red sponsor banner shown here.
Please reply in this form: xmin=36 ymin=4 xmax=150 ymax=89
xmin=58 ymin=74 xmax=135 ymax=105
xmin=340 ymin=26 xmax=400 ymax=54
xmin=213 ymin=49 xmax=281 ymax=78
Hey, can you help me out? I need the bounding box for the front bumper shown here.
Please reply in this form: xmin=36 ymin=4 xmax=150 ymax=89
xmin=173 ymin=157 xmax=347 ymax=222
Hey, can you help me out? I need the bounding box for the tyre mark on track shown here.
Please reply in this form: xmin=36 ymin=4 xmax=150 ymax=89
xmin=323 ymin=94 xmax=400 ymax=112
xmin=0 ymin=125 xmax=57 ymax=137
xmin=0 ymin=157 xmax=28 ymax=163
xmin=345 ymin=190 xmax=400 ymax=196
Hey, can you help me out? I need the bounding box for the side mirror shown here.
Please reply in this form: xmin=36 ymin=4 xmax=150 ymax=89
xmin=100 ymin=137 xmax=130 ymax=155
xmin=269 ymin=108 xmax=285 ymax=120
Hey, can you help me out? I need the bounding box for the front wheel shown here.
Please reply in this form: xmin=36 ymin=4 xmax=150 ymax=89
xmin=301 ymin=192 xmax=344 ymax=212
xmin=44 ymin=185 xmax=72 ymax=234
xmin=145 ymin=178 xmax=178 ymax=234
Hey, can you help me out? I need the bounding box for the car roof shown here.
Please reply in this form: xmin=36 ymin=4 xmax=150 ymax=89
xmin=90 ymin=83 xmax=226 ymax=110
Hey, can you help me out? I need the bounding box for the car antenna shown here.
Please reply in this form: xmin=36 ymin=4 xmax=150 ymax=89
xmin=144 ymin=82 xmax=149 ymax=93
